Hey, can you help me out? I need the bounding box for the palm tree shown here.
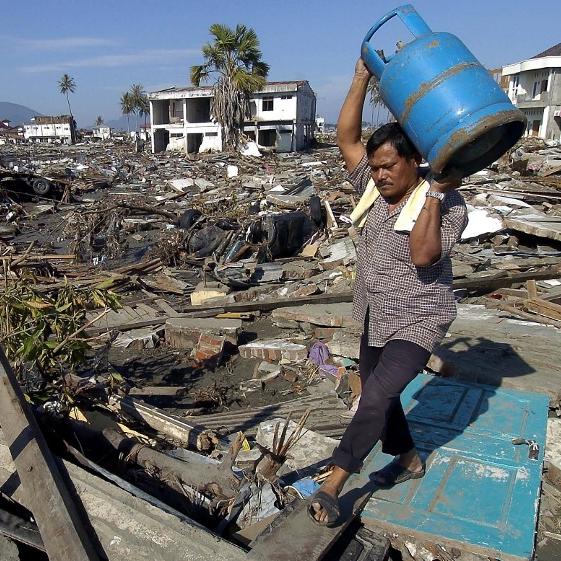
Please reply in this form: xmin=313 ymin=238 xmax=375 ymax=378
xmin=120 ymin=92 xmax=134 ymax=133
xmin=95 ymin=115 xmax=104 ymax=127
xmin=129 ymin=84 xmax=149 ymax=132
xmin=191 ymin=23 xmax=269 ymax=150
xmin=58 ymin=74 xmax=76 ymax=118
xmin=367 ymin=76 xmax=384 ymax=127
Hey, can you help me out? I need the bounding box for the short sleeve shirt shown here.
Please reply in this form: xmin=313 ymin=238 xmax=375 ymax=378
xmin=348 ymin=155 xmax=468 ymax=353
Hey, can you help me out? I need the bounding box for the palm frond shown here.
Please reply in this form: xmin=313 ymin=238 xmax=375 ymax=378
xmin=190 ymin=64 xmax=209 ymax=86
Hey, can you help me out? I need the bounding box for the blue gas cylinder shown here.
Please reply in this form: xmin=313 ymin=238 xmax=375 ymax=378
xmin=361 ymin=4 xmax=526 ymax=176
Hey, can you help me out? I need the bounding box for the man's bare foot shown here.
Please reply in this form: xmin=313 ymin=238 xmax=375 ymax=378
xmin=309 ymin=466 xmax=350 ymax=525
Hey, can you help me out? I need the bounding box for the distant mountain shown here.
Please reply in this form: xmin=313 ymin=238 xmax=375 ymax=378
xmin=0 ymin=102 xmax=41 ymax=125
xmin=104 ymin=115 xmax=131 ymax=131
xmin=104 ymin=114 xmax=147 ymax=132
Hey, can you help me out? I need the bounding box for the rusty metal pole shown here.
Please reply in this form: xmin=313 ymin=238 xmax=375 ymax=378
xmin=0 ymin=347 xmax=101 ymax=561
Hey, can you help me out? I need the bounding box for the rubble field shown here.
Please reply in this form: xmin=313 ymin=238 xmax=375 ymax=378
xmin=1 ymin=135 xmax=561 ymax=561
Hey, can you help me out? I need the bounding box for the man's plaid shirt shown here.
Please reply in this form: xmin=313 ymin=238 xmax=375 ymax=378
xmin=348 ymin=155 xmax=468 ymax=353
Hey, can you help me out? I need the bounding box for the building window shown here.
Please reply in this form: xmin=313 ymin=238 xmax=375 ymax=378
xmin=541 ymin=80 xmax=548 ymax=94
xmin=533 ymin=82 xmax=539 ymax=97
xmin=205 ymin=132 xmax=217 ymax=136
xmin=262 ymin=97 xmax=274 ymax=111
xmin=280 ymin=95 xmax=293 ymax=100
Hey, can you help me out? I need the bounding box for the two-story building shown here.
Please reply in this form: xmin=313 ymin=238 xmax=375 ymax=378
xmin=502 ymin=42 xmax=561 ymax=141
xmin=148 ymin=80 xmax=316 ymax=154
xmin=24 ymin=115 xmax=77 ymax=144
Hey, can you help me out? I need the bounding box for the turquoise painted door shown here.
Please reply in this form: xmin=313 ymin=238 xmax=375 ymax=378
xmin=361 ymin=374 xmax=548 ymax=561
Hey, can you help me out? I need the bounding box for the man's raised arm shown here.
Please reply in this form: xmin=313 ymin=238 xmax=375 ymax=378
xmin=337 ymin=59 xmax=371 ymax=174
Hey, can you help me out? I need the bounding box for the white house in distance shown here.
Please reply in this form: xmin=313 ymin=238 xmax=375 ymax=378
xmin=24 ymin=115 xmax=76 ymax=144
xmin=93 ymin=125 xmax=112 ymax=140
xmin=148 ymin=80 xmax=317 ymax=154
xmin=503 ymin=42 xmax=561 ymax=141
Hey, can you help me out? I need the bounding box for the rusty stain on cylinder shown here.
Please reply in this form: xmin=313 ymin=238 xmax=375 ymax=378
xmin=430 ymin=109 xmax=527 ymax=173
xmin=400 ymin=61 xmax=480 ymax=124
xmin=427 ymin=40 xmax=439 ymax=48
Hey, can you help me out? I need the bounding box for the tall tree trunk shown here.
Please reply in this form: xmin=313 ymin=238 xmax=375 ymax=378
xmin=65 ymin=93 xmax=73 ymax=118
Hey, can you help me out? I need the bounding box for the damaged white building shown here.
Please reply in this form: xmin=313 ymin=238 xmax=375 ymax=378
xmin=503 ymin=42 xmax=561 ymax=141
xmin=148 ymin=81 xmax=317 ymax=154
xmin=23 ymin=115 xmax=77 ymax=144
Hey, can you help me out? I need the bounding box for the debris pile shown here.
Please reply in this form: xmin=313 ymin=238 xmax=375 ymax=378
xmin=0 ymin=135 xmax=560 ymax=560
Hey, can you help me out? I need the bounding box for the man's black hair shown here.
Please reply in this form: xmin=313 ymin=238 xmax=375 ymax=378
xmin=366 ymin=122 xmax=420 ymax=160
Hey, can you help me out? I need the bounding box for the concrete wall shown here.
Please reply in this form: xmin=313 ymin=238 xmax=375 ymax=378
xmin=251 ymin=93 xmax=297 ymax=121
xmin=24 ymin=123 xmax=73 ymax=142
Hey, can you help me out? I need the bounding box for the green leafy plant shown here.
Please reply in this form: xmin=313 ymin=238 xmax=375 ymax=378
xmin=0 ymin=277 xmax=120 ymax=377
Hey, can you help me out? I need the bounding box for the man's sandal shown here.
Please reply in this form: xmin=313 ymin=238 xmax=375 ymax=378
xmin=373 ymin=458 xmax=425 ymax=487
xmin=308 ymin=490 xmax=340 ymax=527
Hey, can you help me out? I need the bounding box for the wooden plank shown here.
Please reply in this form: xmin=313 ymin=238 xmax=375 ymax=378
xmin=454 ymin=267 xmax=561 ymax=292
xmin=248 ymin=475 xmax=389 ymax=561
xmin=0 ymin=436 xmax=247 ymax=561
xmin=109 ymin=396 xmax=218 ymax=452
xmin=485 ymin=300 xmax=561 ymax=329
xmin=525 ymin=298 xmax=561 ymax=322
xmin=0 ymin=347 xmax=101 ymax=561
xmin=527 ymin=280 xmax=538 ymax=300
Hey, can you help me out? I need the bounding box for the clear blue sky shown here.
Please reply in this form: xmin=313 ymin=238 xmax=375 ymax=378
xmin=1 ymin=0 xmax=559 ymax=126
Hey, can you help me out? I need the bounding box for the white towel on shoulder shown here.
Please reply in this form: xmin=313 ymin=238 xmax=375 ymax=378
xmin=349 ymin=177 xmax=430 ymax=232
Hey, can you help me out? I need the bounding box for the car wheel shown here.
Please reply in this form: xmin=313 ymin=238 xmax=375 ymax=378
xmin=32 ymin=178 xmax=51 ymax=196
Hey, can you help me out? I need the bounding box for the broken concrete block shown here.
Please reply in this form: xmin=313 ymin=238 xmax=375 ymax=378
xmin=190 ymin=282 xmax=231 ymax=306
xmin=194 ymin=178 xmax=215 ymax=192
xmin=287 ymin=284 xmax=319 ymax=298
xmin=271 ymin=318 xmax=301 ymax=330
xmin=112 ymin=326 xmax=162 ymax=350
xmin=271 ymin=303 xmax=356 ymax=328
xmin=194 ymin=333 xmax=226 ymax=362
xmin=169 ymin=178 xmax=195 ymax=192
xmin=320 ymin=238 xmax=356 ymax=269
xmin=254 ymin=361 xmax=282 ymax=383
xmin=256 ymin=418 xmax=338 ymax=472
xmin=227 ymin=165 xmax=239 ymax=178
xmin=165 ymin=317 xmax=242 ymax=349
xmin=239 ymin=339 xmax=308 ymax=362
xmin=328 ymin=329 xmax=360 ymax=359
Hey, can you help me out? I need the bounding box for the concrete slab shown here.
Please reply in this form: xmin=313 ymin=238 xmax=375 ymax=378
xmin=272 ymin=303 xmax=357 ymax=328
xmin=439 ymin=304 xmax=561 ymax=402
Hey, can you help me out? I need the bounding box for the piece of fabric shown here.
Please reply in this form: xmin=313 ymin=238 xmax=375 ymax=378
xmin=347 ymin=154 xmax=468 ymax=353
xmin=331 ymin=336 xmax=430 ymax=473
xmin=350 ymin=176 xmax=431 ymax=231
xmin=308 ymin=341 xmax=340 ymax=378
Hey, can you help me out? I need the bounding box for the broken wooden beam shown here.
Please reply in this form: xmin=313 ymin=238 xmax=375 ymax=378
xmin=247 ymin=473 xmax=389 ymax=561
xmin=109 ymin=395 xmax=219 ymax=452
xmin=0 ymin=347 xmax=101 ymax=561
xmin=453 ymin=267 xmax=561 ymax=293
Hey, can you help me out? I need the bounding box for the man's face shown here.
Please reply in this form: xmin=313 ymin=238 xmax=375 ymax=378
xmin=368 ymin=142 xmax=419 ymax=204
